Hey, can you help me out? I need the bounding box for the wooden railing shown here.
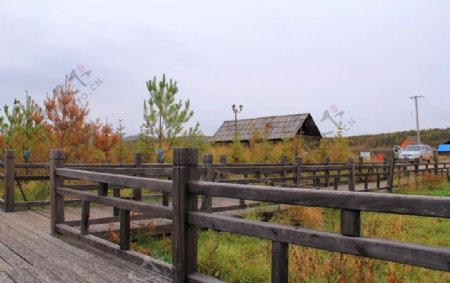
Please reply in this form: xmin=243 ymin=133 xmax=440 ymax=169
xmin=2 ymin=148 xmax=450 ymax=212
xmin=48 ymin=148 xmax=450 ymax=282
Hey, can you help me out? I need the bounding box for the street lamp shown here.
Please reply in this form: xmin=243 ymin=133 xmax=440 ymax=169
xmin=232 ymin=104 xmax=243 ymax=140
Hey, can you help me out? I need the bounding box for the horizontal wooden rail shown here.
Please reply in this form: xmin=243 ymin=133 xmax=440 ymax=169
xmin=188 ymin=212 xmax=450 ymax=272
xmin=14 ymin=199 xmax=81 ymax=208
xmin=56 ymin=187 xmax=173 ymax=219
xmin=56 ymin=168 xmax=172 ymax=193
xmin=15 ymin=175 xmax=50 ymax=181
xmin=54 ymin=224 xmax=174 ymax=278
xmin=189 ymin=181 xmax=450 ymax=218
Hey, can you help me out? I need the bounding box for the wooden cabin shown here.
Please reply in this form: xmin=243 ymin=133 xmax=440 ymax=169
xmin=212 ymin=113 xmax=322 ymax=144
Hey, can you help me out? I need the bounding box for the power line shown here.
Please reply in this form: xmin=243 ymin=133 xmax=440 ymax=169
xmin=420 ymin=97 xmax=450 ymax=121
xmin=419 ymin=100 xmax=450 ymax=123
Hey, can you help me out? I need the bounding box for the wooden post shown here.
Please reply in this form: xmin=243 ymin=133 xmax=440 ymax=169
xmin=113 ymin=188 xmax=120 ymax=216
xmin=334 ymin=177 xmax=339 ymax=190
xmin=4 ymin=150 xmax=15 ymax=212
xmin=120 ymin=209 xmax=130 ymax=250
xmin=80 ymin=200 xmax=90 ymax=235
xmin=414 ymin=158 xmax=420 ymax=175
xmin=358 ymin=156 xmax=363 ymax=182
xmin=172 ymin=148 xmax=198 ymax=283
xmin=364 ymin=174 xmax=369 ymax=191
xmin=434 ymin=153 xmax=439 ymax=175
xmin=271 ymin=241 xmax=288 ymax=283
xmin=201 ymin=154 xmax=213 ymax=210
xmin=348 ymin=158 xmax=355 ymax=192
xmin=324 ymin=156 xmax=330 ymax=188
xmin=341 ymin=210 xmax=361 ymax=237
xmin=50 ymin=149 xmax=65 ymax=235
xmin=98 ymin=182 xmax=108 ymax=196
xmin=219 ymin=154 xmax=228 ymax=180
xmin=132 ymin=153 xmax=143 ymax=201
xmin=295 ymin=156 xmax=302 ymax=188
xmin=387 ymin=157 xmax=394 ymax=193
xmin=376 ymin=173 xmax=381 ymax=190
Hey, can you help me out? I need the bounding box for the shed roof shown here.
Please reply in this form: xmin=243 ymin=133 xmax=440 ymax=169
xmin=212 ymin=113 xmax=321 ymax=142
xmin=438 ymin=144 xmax=450 ymax=152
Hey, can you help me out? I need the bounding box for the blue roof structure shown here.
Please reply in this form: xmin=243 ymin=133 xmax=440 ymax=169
xmin=438 ymin=142 xmax=450 ymax=152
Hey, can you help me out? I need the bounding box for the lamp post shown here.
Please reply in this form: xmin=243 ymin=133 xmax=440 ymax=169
xmin=232 ymin=104 xmax=243 ymax=141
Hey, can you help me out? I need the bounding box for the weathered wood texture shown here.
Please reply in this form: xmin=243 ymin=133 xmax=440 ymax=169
xmin=0 ymin=209 xmax=172 ymax=283
xmin=172 ymin=148 xmax=199 ymax=283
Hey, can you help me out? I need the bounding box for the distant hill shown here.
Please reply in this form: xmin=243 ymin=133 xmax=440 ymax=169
xmin=347 ymin=128 xmax=450 ymax=152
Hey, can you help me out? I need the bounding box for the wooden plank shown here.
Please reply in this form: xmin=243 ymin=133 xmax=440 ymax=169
xmin=0 ymin=241 xmax=54 ymax=283
xmin=56 ymin=168 xmax=172 ymax=192
xmin=188 ymin=212 xmax=450 ymax=271
xmin=189 ymin=181 xmax=450 ymax=218
xmin=0 ymin=217 xmax=83 ymax=282
xmin=0 ymin=272 xmax=14 ymax=283
xmin=57 ymin=187 xmax=173 ymax=219
xmin=3 ymin=211 xmax=145 ymax=283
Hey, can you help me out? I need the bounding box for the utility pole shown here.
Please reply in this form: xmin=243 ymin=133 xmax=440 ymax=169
xmin=410 ymin=95 xmax=424 ymax=145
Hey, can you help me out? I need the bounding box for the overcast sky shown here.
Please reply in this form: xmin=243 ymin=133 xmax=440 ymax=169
xmin=1 ymin=0 xmax=449 ymax=137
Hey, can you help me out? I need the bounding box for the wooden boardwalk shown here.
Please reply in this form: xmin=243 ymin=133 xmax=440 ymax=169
xmin=0 ymin=209 xmax=172 ymax=283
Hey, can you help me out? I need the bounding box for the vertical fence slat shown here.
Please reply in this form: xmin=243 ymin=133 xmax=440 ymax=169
xmin=4 ymin=150 xmax=15 ymax=212
xmin=324 ymin=156 xmax=330 ymax=188
xmin=133 ymin=153 xmax=142 ymax=201
xmin=113 ymin=188 xmax=120 ymax=216
xmin=295 ymin=157 xmax=302 ymax=188
xmin=271 ymin=241 xmax=288 ymax=283
xmin=119 ymin=209 xmax=130 ymax=250
xmin=201 ymin=154 xmax=213 ymax=210
xmin=98 ymin=182 xmax=108 ymax=197
xmin=387 ymin=157 xmax=394 ymax=193
xmin=81 ymin=200 xmax=90 ymax=235
xmin=173 ymin=148 xmax=198 ymax=283
xmin=348 ymin=158 xmax=355 ymax=192
xmin=341 ymin=209 xmax=361 ymax=237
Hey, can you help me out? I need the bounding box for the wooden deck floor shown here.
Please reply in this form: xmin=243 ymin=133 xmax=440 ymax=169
xmin=0 ymin=209 xmax=172 ymax=283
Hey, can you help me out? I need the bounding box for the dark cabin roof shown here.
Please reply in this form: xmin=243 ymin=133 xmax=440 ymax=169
xmin=212 ymin=113 xmax=322 ymax=143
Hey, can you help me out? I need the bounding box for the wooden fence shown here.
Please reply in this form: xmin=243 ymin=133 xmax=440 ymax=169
xmin=2 ymin=149 xmax=450 ymax=212
xmin=46 ymin=148 xmax=450 ymax=282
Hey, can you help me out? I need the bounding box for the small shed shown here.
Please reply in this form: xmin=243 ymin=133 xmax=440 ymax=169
xmin=399 ymin=136 xmax=419 ymax=148
xmin=212 ymin=113 xmax=322 ymax=143
xmin=437 ymin=141 xmax=450 ymax=153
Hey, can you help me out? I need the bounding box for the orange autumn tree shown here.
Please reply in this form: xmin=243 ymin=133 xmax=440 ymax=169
xmin=93 ymin=120 xmax=120 ymax=163
xmin=44 ymin=76 xmax=91 ymax=161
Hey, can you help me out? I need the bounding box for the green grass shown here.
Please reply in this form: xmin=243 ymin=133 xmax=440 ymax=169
xmin=127 ymin=178 xmax=450 ymax=282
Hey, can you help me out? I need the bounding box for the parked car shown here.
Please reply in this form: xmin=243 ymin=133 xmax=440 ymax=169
xmin=397 ymin=144 xmax=434 ymax=162
xmin=393 ymin=145 xmax=402 ymax=160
